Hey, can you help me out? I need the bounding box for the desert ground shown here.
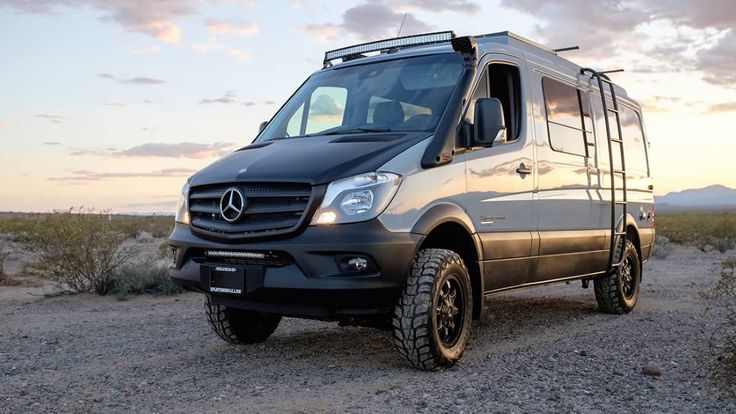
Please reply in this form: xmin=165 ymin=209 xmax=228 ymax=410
xmin=1 ymin=242 xmax=734 ymax=414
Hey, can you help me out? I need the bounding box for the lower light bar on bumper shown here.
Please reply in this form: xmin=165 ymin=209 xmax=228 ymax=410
xmin=205 ymin=250 xmax=267 ymax=260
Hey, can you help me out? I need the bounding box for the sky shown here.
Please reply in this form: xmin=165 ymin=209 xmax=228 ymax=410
xmin=0 ymin=0 xmax=734 ymax=213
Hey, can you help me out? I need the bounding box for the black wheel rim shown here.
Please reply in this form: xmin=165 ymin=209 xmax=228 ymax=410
xmin=620 ymin=254 xmax=637 ymax=299
xmin=435 ymin=275 xmax=464 ymax=347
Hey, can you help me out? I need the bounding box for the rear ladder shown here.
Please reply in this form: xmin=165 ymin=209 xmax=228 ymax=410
xmin=581 ymin=68 xmax=628 ymax=272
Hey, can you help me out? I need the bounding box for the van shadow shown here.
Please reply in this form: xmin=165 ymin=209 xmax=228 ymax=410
xmin=181 ymin=292 xmax=600 ymax=376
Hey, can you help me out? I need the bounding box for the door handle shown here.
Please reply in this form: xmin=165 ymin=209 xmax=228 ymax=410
xmin=516 ymin=163 xmax=532 ymax=176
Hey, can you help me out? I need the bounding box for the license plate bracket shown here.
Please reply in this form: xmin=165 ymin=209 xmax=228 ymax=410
xmin=203 ymin=265 xmax=245 ymax=295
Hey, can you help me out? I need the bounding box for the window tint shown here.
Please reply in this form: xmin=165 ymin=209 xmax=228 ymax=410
xmin=367 ymin=96 xmax=432 ymax=126
xmin=305 ymin=86 xmax=347 ymax=134
xmin=621 ymin=106 xmax=648 ymax=173
xmin=542 ymin=77 xmax=587 ymax=156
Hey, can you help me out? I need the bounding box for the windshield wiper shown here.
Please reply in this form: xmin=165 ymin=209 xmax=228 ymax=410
xmin=320 ymin=127 xmax=392 ymax=136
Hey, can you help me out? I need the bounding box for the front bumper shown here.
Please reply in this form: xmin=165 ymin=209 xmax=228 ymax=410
xmin=167 ymin=220 xmax=420 ymax=319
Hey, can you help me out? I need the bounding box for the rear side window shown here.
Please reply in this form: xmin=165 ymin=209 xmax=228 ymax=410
xmin=621 ymin=106 xmax=649 ymax=173
xmin=542 ymin=78 xmax=590 ymax=156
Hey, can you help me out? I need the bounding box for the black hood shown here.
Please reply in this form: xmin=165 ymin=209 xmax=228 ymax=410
xmin=189 ymin=132 xmax=431 ymax=187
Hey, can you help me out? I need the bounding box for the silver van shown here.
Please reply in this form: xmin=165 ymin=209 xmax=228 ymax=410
xmin=168 ymin=31 xmax=655 ymax=370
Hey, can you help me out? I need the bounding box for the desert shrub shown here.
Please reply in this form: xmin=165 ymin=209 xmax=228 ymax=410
xmin=651 ymin=235 xmax=672 ymax=258
xmin=0 ymin=244 xmax=9 ymax=280
xmin=111 ymin=259 xmax=180 ymax=299
xmin=114 ymin=215 xmax=174 ymax=239
xmin=657 ymin=211 xmax=736 ymax=253
xmin=703 ymin=258 xmax=736 ymax=393
xmin=23 ymin=208 xmax=135 ymax=295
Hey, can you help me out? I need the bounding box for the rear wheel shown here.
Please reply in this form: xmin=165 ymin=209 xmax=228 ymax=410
xmin=594 ymin=240 xmax=641 ymax=314
xmin=205 ymin=296 xmax=282 ymax=344
xmin=392 ymin=248 xmax=473 ymax=370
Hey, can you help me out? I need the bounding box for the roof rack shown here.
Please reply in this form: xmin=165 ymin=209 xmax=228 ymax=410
xmin=323 ymin=31 xmax=455 ymax=68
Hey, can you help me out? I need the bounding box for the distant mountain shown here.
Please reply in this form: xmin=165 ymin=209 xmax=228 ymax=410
xmin=655 ymin=185 xmax=736 ymax=209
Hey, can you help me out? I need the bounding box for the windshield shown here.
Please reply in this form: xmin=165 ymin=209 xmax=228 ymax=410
xmin=257 ymin=53 xmax=464 ymax=141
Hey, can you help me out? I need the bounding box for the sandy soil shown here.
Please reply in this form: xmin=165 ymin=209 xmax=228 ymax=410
xmin=1 ymin=246 xmax=734 ymax=413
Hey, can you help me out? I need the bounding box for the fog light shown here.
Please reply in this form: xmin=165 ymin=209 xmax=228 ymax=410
xmin=347 ymin=257 xmax=368 ymax=271
xmin=315 ymin=211 xmax=337 ymax=225
xmin=170 ymin=248 xmax=177 ymax=267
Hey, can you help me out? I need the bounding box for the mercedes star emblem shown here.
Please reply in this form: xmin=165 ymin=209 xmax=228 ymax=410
xmin=219 ymin=187 xmax=246 ymax=222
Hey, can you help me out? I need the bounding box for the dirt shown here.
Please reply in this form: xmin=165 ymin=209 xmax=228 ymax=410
xmin=1 ymin=246 xmax=734 ymax=413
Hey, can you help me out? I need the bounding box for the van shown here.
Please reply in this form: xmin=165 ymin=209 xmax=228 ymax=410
xmin=168 ymin=31 xmax=655 ymax=370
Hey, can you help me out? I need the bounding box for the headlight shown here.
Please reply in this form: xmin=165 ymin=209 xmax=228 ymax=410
xmin=311 ymin=172 xmax=401 ymax=225
xmin=174 ymin=180 xmax=191 ymax=224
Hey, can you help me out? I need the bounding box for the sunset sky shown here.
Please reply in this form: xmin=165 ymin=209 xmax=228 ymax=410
xmin=1 ymin=0 xmax=734 ymax=213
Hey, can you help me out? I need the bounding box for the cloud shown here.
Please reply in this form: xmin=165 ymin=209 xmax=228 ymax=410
xmin=43 ymin=142 xmax=62 ymax=145
xmin=302 ymin=3 xmax=432 ymax=41
xmin=696 ymin=29 xmax=736 ymax=86
xmin=35 ymin=114 xmax=68 ymax=124
xmin=71 ymin=142 xmax=236 ymax=159
xmin=199 ymin=90 xmax=236 ymax=104
xmin=206 ymin=19 xmax=259 ymax=37
xmin=48 ymin=168 xmax=197 ymax=183
xmin=2 ymin=0 xmax=193 ymax=43
xmin=708 ymin=102 xmax=736 ymax=113
xmin=642 ymin=0 xmax=736 ymax=30
xmin=396 ymin=0 xmax=480 ymax=13
xmin=98 ymin=73 xmax=165 ymax=85
xmin=501 ymin=1 xmax=736 ymax=86
xmin=309 ymin=94 xmax=342 ymax=115
xmin=104 ymin=102 xmax=126 ymax=107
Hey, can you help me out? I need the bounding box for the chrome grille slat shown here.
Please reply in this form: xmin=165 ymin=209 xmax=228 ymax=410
xmin=188 ymin=182 xmax=312 ymax=240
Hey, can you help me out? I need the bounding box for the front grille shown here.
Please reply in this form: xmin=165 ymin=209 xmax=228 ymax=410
xmin=189 ymin=182 xmax=313 ymax=240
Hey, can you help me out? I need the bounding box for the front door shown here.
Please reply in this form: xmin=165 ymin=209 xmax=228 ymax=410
xmin=464 ymin=56 xmax=536 ymax=291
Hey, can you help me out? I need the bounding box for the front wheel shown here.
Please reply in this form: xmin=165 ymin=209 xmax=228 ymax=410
xmin=205 ymin=296 xmax=282 ymax=344
xmin=594 ymin=240 xmax=641 ymax=314
xmin=392 ymin=248 xmax=473 ymax=370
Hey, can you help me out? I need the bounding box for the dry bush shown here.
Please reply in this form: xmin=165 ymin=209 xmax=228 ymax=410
xmin=113 ymin=215 xmax=174 ymax=239
xmin=23 ymin=208 xmax=135 ymax=295
xmin=111 ymin=258 xmax=180 ymax=300
xmin=657 ymin=211 xmax=736 ymax=253
xmin=703 ymin=258 xmax=736 ymax=393
xmin=651 ymin=235 xmax=672 ymax=258
xmin=0 ymin=244 xmax=9 ymax=280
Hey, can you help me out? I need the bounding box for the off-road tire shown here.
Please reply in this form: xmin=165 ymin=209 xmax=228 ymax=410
xmin=205 ymin=296 xmax=281 ymax=344
xmin=594 ymin=240 xmax=641 ymax=314
xmin=393 ymin=248 xmax=473 ymax=371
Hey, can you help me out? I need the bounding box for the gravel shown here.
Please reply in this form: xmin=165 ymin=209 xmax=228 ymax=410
xmin=1 ymin=246 xmax=734 ymax=413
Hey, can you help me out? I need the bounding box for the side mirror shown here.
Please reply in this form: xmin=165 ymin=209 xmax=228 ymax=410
xmin=473 ymin=98 xmax=506 ymax=147
xmin=258 ymin=121 xmax=268 ymax=133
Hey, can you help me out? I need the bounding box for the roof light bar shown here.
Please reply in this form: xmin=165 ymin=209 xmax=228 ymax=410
xmin=323 ymin=31 xmax=456 ymax=67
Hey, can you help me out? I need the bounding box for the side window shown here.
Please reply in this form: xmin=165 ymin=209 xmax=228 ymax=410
xmin=542 ymin=77 xmax=588 ymax=156
xmin=465 ymin=69 xmax=488 ymax=124
xmin=488 ymin=64 xmax=522 ymax=141
xmin=621 ymin=106 xmax=649 ymax=174
xmin=305 ymin=86 xmax=347 ymax=134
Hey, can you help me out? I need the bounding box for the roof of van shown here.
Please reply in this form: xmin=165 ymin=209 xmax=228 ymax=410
xmin=324 ymin=31 xmax=631 ymax=102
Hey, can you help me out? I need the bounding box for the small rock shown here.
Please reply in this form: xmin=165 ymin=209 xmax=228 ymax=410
xmin=641 ymin=366 xmax=662 ymax=376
